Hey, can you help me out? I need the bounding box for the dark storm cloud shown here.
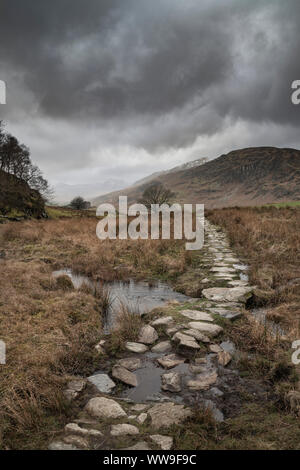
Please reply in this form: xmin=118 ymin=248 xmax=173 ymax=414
xmin=1 ymin=0 xmax=300 ymax=187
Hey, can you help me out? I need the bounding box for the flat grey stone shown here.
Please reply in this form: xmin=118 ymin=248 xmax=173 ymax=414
xmin=187 ymin=370 xmax=218 ymax=391
xmin=112 ymin=365 xmax=138 ymax=387
xmin=182 ymin=329 xmax=210 ymax=343
xmin=148 ymin=403 xmax=192 ymax=429
xmin=202 ymin=286 xmax=253 ymax=303
xmin=123 ymin=441 xmax=151 ymax=450
xmin=49 ymin=441 xmax=78 ymax=450
xmin=117 ymin=357 xmax=142 ymax=371
xmin=151 ymin=341 xmax=173 ymax=353
xmin=87 ymin=374 xmax=116 ymax=394
xmin=65 ymin=423 xmax=103 ymax=437
xmin=151 ymin=316 xmax=173 ymax=326
xmin=203 ymin=400 xmax=224 ymax=422
xmin=157 ymin=354 xmax=185 ymax=369
xmin=125 ymin=342 xmax=148 ymax=353
xmin=150 ymin=434 xmax=173 ymax=450
xmin=220 ymin=341 xmax=236 ymax=355
xmin=67 ymin=379 xmax=86 ymax=392
xmin=172 ymin=331 xmax=200 ymax=349
xmin=188 ymin=322 xmax=223 ymax=337
xmin=179 ymin=310 xmax=213 ymax=322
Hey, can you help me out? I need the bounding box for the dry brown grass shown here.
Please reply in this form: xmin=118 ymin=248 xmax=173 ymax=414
xmin=207 ymin=206 xmax=300 ymax=333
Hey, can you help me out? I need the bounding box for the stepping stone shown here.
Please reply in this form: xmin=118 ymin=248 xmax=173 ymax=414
xmin=67 ymin=379 xmax=86 ymax=393
xmin=211 ymin=267 xmax=236 ymax=273
xmin=172 ymin=331 xmax=200 ymax=349
xmin=161 ymin=372 xmax=181 ymax=392
xmin=166 ymin=325 xmax=182 ymax=335
xmin=112 ymin=365 xmax=138 ymax=387
xmin=218 ymin=350 xmax=232 ymax=366
xmin=111 ymin=424 xmax=139 ymax=437
xmin=138 ymin=325 xmax=158 ymax=344
xmin=151 ymin=340 xmax=173 ymax=353
xmin=180 ymin=310 xmax=213 ymax=322
xmin=117 ymin=357 xmax=142 ymax=371
xmin=123 ymin=441 xmax=151 ymax=450
xmin=150 ymin=435 xmax=173 ymax=450
xmin=187 ymin=370 xmax=218 ymax=391
xmin=157 ymin=354 xmax=185 ymax=369
xmin=125 ymin=342 xmax=148 ymax=353
xmin=85 ymin=397 xmax=126 ymax=419
xmin=137 ymin=412 xmax=148 ymax=424
xmin=182 ymin=329 xmax=210 ymax=343
xmin=151 ymin=316 xmax=173 ymax=326
xmin=202 ymin=287 xmax=253 ymax=303
xmin=87 ymin=374 xmax=116 ymax=394
xmin=188 ymin=322 xmax=223 ymax=337
xmin=148 ymin=403 xmax=192 ymax=429
xmin=65 ymin=423 xmax=103 ymax=437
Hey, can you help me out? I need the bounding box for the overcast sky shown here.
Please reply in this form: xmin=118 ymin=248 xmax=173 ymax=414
xmin=0 ymin=0 xmax=300 ymax=188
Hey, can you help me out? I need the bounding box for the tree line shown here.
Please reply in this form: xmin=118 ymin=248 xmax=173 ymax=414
xmin=0 ymin=121 xmax=52 ymax=200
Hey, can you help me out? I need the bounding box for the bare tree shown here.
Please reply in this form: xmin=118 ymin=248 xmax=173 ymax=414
xmin=139 ymin=182 xmax=175 ymax=208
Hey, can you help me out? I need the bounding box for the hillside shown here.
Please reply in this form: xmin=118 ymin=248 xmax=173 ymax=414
xmin=0 ymin=169 xmax=46 ymax=219
xmin=92 ymin=147 xmax=300 ymax=208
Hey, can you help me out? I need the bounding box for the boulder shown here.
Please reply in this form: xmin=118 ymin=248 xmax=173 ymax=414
xmin=112 ymin=365 xmax=138 ymax=387
xmin=87 ymin=374 xmax=116 ymax=394
xmin=111 ymin=424 xmax=139 ymax=436
xmin=179 ymin=310 xmax=213 ymax=322
xmin=172 ymin=331 xmax=200 ymax=349
xmin=138 ymin=325 xmax=159 ymax=344
xmin=85 ymin=397 xmax=127 ymax=419
xmin=161 ymin=372 xmax=181 ymax=392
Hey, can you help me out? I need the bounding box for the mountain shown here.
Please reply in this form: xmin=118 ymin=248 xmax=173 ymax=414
xmin=0 ymin=169 xmax=45 ymax=218
xmin=92 ymin=147 xmax=300 ymax=208
xmin=53 ymin=179 xmax=126 ymax=205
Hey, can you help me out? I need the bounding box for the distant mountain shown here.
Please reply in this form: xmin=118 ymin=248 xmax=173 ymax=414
xmin=92 ymin=147 xmax=300 ymax=208
xmin=53 ymin=179 xmax=126 ymax=205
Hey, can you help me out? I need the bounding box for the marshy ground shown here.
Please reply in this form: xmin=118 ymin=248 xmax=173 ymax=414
xmin=0 ymin=206 xmax=299 ymax=449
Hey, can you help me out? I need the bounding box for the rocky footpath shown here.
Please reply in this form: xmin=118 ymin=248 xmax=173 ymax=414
xmin=49 ymin=222 xmax=254 ymax=451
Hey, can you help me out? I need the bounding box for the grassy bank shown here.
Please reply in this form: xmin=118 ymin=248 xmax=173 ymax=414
xmin=207 ymin=206 xmax=300 ymax=336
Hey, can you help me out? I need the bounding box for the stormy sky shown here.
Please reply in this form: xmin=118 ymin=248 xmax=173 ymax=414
xmin=0 ymin=0 xmax=300 ymax=192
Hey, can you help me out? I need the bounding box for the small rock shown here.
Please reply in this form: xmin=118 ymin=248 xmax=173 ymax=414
xmin=65 ymin=423 xmax=103 ymax=437
xmin=150 ymin=434 xmax=173 ymax=450
xmin=151 ymin=316 xmax=173 ymax=326
xmin=180 ymin=310 xmax=213 ymax=322
xmin=85 ymin=397 xmax=127 ymax=419
xmin=49 ymin=441 xmax=78 ymax=450
xmin=148 ymin=403 xmax=192 ymax=429
xmin=218 ymin=350 xmax=232 ymax=366
xmin=161 ymin=372 xmax=181 ymax=392
xmin=157 ymin=354 xmax=185 ymax=369
xmin=166 ymin=325 xmax=182 ymax=335
xmin=117 ymin=357 xmax=142 ymax=371
xmin=111 ymin=423 xmax=139 ymax=437
xmin=209 ymin=344 xmax=222 ymax=353
xmin=137 ymin=412 xmax=148 ymax=424
xmin=194 ymin=357 xmax=207 ymax=365
xmin=131 ymin=404 xmax=149 ymax=412
xmin=87 ymin=374 xmax=116 ymax=394
xmin=188 ymin=322 xmax=223 ymax=337
xmin=151 ymin=341 xmax=173 ymax=353
xmin=210 ymin=387 xmax=224 ymax=397
xmin=63 ymin=435 xmax=89 ymax=449
xmin=63 ymin=389 xmax=78 ymax=401
xmin=112 ymin=365 xmax=138 ymax=387
xmin=203 ymin=400 xmax=224 ymax=422
xmin=172 ymin=331 xmax=200 ymax=349
xmin=125 ymin=342 xmax=148 ymax=353
xmin=123 ymin=441 xmax=151 ymax=450
xmin=138 ymin=325 xmax=159 ymax=344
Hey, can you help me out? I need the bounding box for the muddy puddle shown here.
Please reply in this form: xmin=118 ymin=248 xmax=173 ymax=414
xmin=53 ymin=269 xmax=194 ymax=332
